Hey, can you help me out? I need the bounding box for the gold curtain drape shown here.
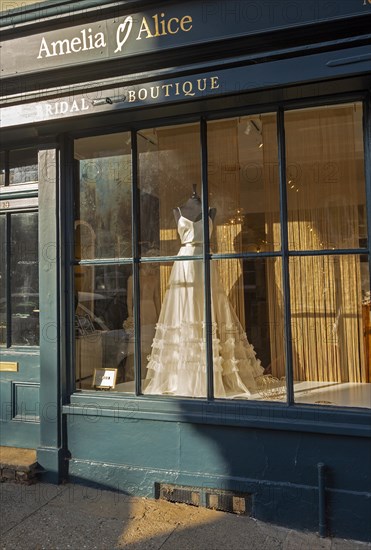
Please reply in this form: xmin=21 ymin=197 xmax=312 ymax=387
xmin=264 ymin=106 xmax=366 ymax=383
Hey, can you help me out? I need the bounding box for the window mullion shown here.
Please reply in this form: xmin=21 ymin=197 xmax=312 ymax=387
xmin=363 ymin=95 xmax=371 ymax=311
xmin=201 ymin=117 xmax=214 ymax=400
xmin=5 ymin=213 xmax=11 ymax=347
xmin=131 ymin=130 xmax=142 ymax=396
xmin=277 ymin=108 xmax=295 ymax=406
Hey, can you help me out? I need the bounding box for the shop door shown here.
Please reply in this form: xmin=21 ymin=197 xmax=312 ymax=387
xmin=0 ymin=148 xmax=40 ymax=449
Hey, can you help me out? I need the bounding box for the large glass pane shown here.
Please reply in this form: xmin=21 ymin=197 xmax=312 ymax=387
xmin=0 ymin=152 xmax=5 ymax=186
xmin=10 ymin=213 xmax=39 ymax=346
xmin=208 ymin=114 xmax=280 ymax=254
xmin=74 ymin=264 xmax=132 ymax=391
xmin=138 ymin=123 xmax=201 ymax=257
xmin=141 ymin=259 xmax=207 ymax=398
xmin=123 ymin=262 xmax=161 ymax=386
xmin=0 ymin=215 xmax=6 ymax=344
xmin=9 ymin=148 xmax=38 ymax=185
xmin=285 ymin=103 xmax=367 ymax=251
xmin=212 ymin=257 xmax=286 ymax=401
xmin=74 ymin=133 xmax=132 ymax=259
xmin=290 ymin=255 xmax=370 ymax=408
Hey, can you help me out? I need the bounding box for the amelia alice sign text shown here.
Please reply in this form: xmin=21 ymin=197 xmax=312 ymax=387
xmin=37 ymin=12 xmax=193 ymax=59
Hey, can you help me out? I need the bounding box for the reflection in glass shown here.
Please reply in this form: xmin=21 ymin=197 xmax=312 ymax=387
xmin=285 ymin=103 xmax=367 ymax=250
xmin=10 ymin=213 xmax=39 ymax=346
xmin=138 ymin=123 xmax=201 ymax=257
xmin=0 ymin=215 xmax=6 ymax=344
xmin=142 ymin=259 xmax=207 ymax=398
xmin=123 ymin=262 xmax=161 ymax=383
xmin=208 ymin=114 xmax=280 ymax=254
xmin=74 ymin=264 xmax=133 ymax=391
xmin=9 ymin=148 xmax=38 ymax=185
xmin=213 ymin=257 xmax=286 ymax=400
xmin=74 ymin=133 xmax=132 ymax=259
xmin=289 ymin=256 xmax=370 ymax=408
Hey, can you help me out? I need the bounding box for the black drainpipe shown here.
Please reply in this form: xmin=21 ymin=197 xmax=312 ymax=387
xmin=318 ymin=462 xmax=327 ymax=537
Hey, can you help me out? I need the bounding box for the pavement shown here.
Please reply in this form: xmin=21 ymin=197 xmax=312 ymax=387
xmin=0 ymin=481 xmax=370 ymax=550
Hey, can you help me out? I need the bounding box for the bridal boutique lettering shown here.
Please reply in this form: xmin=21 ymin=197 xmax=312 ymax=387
xmin=37 ymin=76 xmax=220 ymax=120
xmin=43 ymin=98 xmax=90 ymax=116
xmin=37 ymin=12 xmax=193 ymax=59
xmin=126 ymin=76 xmax=220 ymax=102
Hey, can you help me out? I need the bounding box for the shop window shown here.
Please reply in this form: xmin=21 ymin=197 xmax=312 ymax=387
xmin=74 ymin=133 xmax=132 ymax=390
xmin=140 ymin=259 xmax=208 ymax=397
xmin=209 ymin=258 xmax=285 ymax=400
xmin=207 ymin=114 xmax=280 ymax=254
xmin=10 ymin=213 xmax=39 ymax=345
xmin=290 ymin=256 xmax=370 ymax=407
xmin=0 ymin=212 xmax=39 ymax=347
xmin=74 ymin=264 xmax=132 ymax=391
xmin=138 ymin=123 xmax=201 ymax=257
xmin=284 ymin=104 xmax=367 ymax=251
xmin=282 ymin=103 xmax=369 ymax=407
xmin=137 ymin=124 xmax=206 ymax=397
xmin=9 ymin=148 xmax=38 ymax=186
xmin=75 ymin=133 xmax=132 ymax=259
xmin=0 ymin=148 xmax=39 ymax=347
xmin=73 ymin=101 xmax=370 ymax=408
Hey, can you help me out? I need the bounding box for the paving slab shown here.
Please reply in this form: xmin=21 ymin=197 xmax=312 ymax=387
xmin=0 ymin=482 xmax=370 ymax=550
xmin=0 ymin=483 xmax=66 ymax=534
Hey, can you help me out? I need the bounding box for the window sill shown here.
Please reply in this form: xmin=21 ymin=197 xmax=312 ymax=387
xmin=65 ymin=392 xmax=371 ymax=438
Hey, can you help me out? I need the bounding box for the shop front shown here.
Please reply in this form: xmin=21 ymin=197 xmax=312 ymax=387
xmin=1 ymin=0 xmax=371 ymax=541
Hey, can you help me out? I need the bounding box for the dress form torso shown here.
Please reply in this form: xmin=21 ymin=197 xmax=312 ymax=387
xmin=173 ymin=197 xmax=216 ymax=224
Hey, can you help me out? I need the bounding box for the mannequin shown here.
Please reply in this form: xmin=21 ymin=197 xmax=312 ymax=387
xmin=144 ymin=184 xmax=265 ymax=398
xmin=173 ymin=184 xmax=216 ymax=223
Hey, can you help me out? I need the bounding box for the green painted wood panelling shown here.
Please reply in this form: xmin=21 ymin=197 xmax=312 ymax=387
xmin=66 ymin=417 xmax=371 ymax=541
xmin=37 ymin=148 xmax=64 ymax=481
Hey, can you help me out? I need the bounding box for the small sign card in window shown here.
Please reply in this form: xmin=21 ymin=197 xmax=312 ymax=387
xmin=93 ymin=368 xmax=118 ymax=390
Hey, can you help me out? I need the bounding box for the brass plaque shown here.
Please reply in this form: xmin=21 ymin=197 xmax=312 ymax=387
xmin=0 ymin=362 xmax=19 ymax=372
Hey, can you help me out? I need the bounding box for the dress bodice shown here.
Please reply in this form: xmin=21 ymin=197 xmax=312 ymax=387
xmin=177 ymin=215 xmax=213 ymax=246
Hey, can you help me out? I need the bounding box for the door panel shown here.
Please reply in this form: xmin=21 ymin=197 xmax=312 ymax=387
xmin=0 ymin=352 xmax=40 ymax=448
xmin=0 ymin=190 xmax=40 ymax=448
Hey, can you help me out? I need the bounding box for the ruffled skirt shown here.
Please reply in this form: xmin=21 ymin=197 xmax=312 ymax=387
xmin=143 ymin=245 xmax=264 ymax=397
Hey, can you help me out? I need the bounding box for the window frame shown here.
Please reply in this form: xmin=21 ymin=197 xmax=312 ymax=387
xmin=0 ymin=147 xmax=39 ymax=350
xmin=67 ymin=90 xmax=371 ymax=424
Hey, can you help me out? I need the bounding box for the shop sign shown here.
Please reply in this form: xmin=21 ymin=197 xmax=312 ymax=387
xmin=36 ymin=75 xmax=219 ymax=116
xmin=36 ymin=13 xmax=193 ymax=60
xmin=1 ymin=44 xmax=370 ymax=129
xmin=1 ymin=0 xmax=370 ymax=78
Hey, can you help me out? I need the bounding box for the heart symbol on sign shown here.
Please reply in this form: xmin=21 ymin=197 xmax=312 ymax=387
xmin=114 ymin=16 xmax=133 ymax=53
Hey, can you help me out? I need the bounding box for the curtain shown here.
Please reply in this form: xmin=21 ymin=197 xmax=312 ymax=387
xmin=264 ymin=105 xmax=367 ymax=383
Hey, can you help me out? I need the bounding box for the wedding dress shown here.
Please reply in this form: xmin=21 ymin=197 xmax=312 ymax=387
xmin=143 ymin=209 xmax=264 ymax=397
